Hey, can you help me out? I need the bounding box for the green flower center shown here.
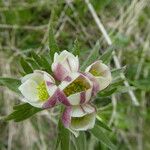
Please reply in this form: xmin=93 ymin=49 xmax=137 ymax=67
xmin=37 ymin=81 xmax=49 ymax=101
xmin=64 ymin=78 xmax=89 ymax=97
xmin=90 ymin=69 xmax=102 ymax=76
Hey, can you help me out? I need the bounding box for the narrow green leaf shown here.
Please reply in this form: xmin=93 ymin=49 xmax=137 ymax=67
xmin=96 ymin=116 xmax=111 ymax=131
xmin=55 ymin=106 xmax=70 ymax=150
xmin=57 ymin=119 xmax=70 ymax=150
xmin=81 ymin=41 xmax=100 ymax=70
xmin=31 ymin=52 xmax=52 ymax=73
xmin=25 ymin=58 xmax=40 ymax=70
xmin=5 ymin=103 xmax=43 ymax=122
xmin=0 ymin=77 xmax=21 ymax=93
xmin=20 ymin=57 xmax=33 ymax=74
xmin=90 ymin=125 xmax=116 ymax=150
xmin=94 ymin=97 xmax=111 ymax=107
xmin=49 ymin=27 xmax=59 ymax=61
xmin=111 ymin=78 xmax=124 ymax=87
xmin=31 ymin=51 xmax=43 ymax=67
xmin=111 ymin=66 xmax=126 ymax=78
xmin=72 ymin=39 xmax=80 ymax=56
xmin=97 ymin=88 xmax=117 ymax=97
xmin=129 ymin=78 xmax=150 ymax=91
xmin=40 ymin=55 xmax=52 ymax=73
xmin=74 ymin=132 xmax=86 ymax=150
xmin=99 ymin=46 xmax=114 ymax=64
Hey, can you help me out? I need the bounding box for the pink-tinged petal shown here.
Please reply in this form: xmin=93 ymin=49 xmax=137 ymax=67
xmin=80 ymin=92 xmax=86 ymax=104
xmin=53 ymin=63 xmax=68 ymax=81
xmin=42 ymin=89 xmax=59 ymax=109
xmin=85 ymin=73 xmax=100 ymax=96
xmin=57 ymin=89 xmax=71 ymax=106
xmin=63 ymin=76 xmax=72 ymax=82
xmin=62 ymin=107 xmax=72 ymax=128
xmin=46 ymin=81 xmax=55 ymax=87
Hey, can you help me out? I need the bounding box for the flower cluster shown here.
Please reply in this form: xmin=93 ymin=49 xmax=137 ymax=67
xmin=18 ymin=50 xmax=112 ymax=136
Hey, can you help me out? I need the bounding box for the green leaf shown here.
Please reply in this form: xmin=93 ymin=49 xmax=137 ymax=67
xmin=0 ymin=77 xmax=21 ymax=93
xmin=72 ymin=39 xmax=80 ymax=56
xmin=55 ymin=106 xmax=70 ymax=150
xmin=111 ymin=78 xmax=124 ymax=88
xmin=111 ymin=66 xmax=126 ymax=78
xmin=99 ymin=46 xmax=114 ymax=64
xmin=31 ymin=51 xmax=42 ymax=66
xmin=94 ymin=97 xmax=111 ymax=107
xmin=25 ymin=58 xmax=40 ymax=70
xmin=97 ymin=88 xmax=117 ymax=97
xmin=31 ymin=52 xmax=52 ymax=73
xmin=90 ymin=125 xmax=116 ymax=150
xmin=40 ymin=55 xmax=52 ymax=73
xmin=49 ymin=27 xmax=59 ymax=61
xmin=96 ymin=116 xmax=111 ymax=131
xmin=72 ymin=132 xmax=86 ymax=150
xmin=4 ymin=103 xmax=43 ymax=122
xmin=129 ymin=78 xmax=150 ymax=91
xmin=81 ymin=41 xmax=100 ymax=70
xmin=56 ymin=119 xmax=70 ymax=150
xmin=20 ymin=57 xmax=33 ymax=74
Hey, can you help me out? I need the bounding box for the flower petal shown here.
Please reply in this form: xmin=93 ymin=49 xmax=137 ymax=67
xmin=71 ymin=103 xmax=96 ymax=117
xmin=52 ymin=50 xmax=79 ymax=81
xmin=85 ymin=60 xmax=112 ymax=90
xmin=62 ymin=106 xmax=72 ymax=128
xmin=70 ymin=113 xmax=96 ymax=131
xmin=53 ymin=63 xmax=69 ymax=81
xmin=19 ymin=79 xmax=39 ymax=102
xmin=59 ymin=72 xmax=93 ymax=105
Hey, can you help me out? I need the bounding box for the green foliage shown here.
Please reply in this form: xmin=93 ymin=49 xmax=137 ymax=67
xmin=72 ymin=132 xmax=87 ymax=150
xmin=49 ymin=27 xmax=60 ymax=61
xmin=31 ymin=51 xmax=52 ymax=73
xmin=0 ymin=77 xmax=21 ymax=93
xmin=130 ymin=78 xmax=150 ymax=91
xmin=72 ymin=39 xmax=80 ymax=56
xmin=96 ymin=117 xmax=111 ymax=131
xmin=20 ymin=57 xmax=33 ymax=74
xmin=111 ymin=67 xmax=126 ymax=78
xmin=90 ymin=125 xmax=116 ymax=150
xmin=99 ymin=46 xmax=114 ymax=64
xmin=4 ymin=103 xmax=43 ymax=122
xmin=55 ymin=118 xmax=70 ymax=150
xmin=81 ymin=41 xmax=100 ymax=70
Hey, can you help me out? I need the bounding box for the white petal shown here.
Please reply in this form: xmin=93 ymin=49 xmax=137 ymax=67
xmin=21 ymin=73 xmax=33 ymax=83
xmin=19 ymin=79 xmax=39 ymax=103
xmin=96 ymin=75 xmax=112 ymax=90
xmin=67 ymin=93 xmax=81 ymax=105
xmin=71 ymin=104 xmax=96 ymax=117
xmin=25 ymin=70 xmax=44 ymax=84
xmin=54 ymin=52 xmax=59 ymax=62
xmin=85 ymin=60 xmax=112 ymax=90
xmin=70 ymin=113 xmax=96 ymax=131
xmin=22 ymin=98 xmax=44 ymax=108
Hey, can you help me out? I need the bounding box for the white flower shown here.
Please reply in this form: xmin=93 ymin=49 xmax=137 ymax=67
xmin=62 ymin=103 xmax=96 ymax=137
xmin=58 ymin=72 xmax=93 ymax=106
xmin=51 ymin=50 xmax=79 ymax=81
xmin=18 ymin=70 xmax=58 ymax=108
xmin=85 ymin=60 xmax=112 ymax=91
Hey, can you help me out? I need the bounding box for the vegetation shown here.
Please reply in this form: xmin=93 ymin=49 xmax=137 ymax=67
xmin=0 ymin=0 xmax=149 ymax=150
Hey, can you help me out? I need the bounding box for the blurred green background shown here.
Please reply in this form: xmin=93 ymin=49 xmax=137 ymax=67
xmin=0 ymin=0 xmax=149 ymax=150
